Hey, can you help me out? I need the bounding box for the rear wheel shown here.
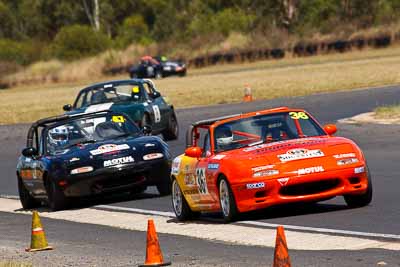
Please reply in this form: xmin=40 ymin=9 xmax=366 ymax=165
xmin=219 ymin=177 xmax=238 ymax=223
xmin=155 ymin=70 xmax=162 ymax=79
xmin=17 ymin=175 xmax=40 ymax=209
xmin=344 ymin=167 xmax=373 ymax=208
xmin=172 ymin=178 xmax=194 ymax=221
xmin=47 ymin=179 xmax=67 ymax=211
xmin=162 ymin=113 xmax=179 ymax=141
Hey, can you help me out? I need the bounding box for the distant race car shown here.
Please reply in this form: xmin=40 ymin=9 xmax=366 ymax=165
xmin=128 ymin=56 xmax=186 ymax=79
xmin=63 ymin=79 xmax=179 ymax=141
xmin=171 ymin=107 xmax=372 ymax=222
xmin=17 ymin=111 xmax=172 ymax=211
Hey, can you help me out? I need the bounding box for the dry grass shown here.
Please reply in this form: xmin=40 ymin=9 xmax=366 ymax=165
xmin=0 ymin=262 xmax=32 ymax=267
xmin=374 ymin=105 xmax=400 ymax=119
xmin=3 ymin=46 xmax=400 ymax=124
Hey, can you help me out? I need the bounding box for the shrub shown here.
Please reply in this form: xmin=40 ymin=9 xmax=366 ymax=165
xmin=52 ymin=25 xmax=111 ymax=60
xmin=116 ymin=15 xmax=151 ymax=48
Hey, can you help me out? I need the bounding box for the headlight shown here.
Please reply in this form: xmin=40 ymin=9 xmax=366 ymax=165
xmin=337 ymin=158 xmax=359 ymax=166
xmin=143 ymin=153 xmax=164 ymax=160
xmin=253 ymin=170 xmax=279 ymax=178
xmin=70 ymin=166 xmax=93 ymax=175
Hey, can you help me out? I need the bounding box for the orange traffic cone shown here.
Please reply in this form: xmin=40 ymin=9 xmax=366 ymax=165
xmin=139 ymin=219 xmax=171 ymax=267
xmin=26 ymin=211 xmax=53 ymax=252
xmin=273 ymin=226 xmax=291 ymax=267
xmin=243 ymin=84 xmax=253 ymax=102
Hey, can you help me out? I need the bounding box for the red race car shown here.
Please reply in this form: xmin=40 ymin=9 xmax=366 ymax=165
xmin=171 ymin=107 xmax=372 ymax=222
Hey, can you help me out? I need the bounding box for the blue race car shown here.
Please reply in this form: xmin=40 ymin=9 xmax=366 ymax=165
xmin=17 ymin=111 xmax=172 ymax=211
xmin=63 ymin=79 xmax=179 ymax=141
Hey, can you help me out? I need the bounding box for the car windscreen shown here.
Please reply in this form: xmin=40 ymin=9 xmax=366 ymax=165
xmin=46 ymin=113 xmax=140 ymax=154
xmin=75 ymin=83 xmax=144 ymax=108
xmin=213 ymin=111 xmax=325 ymax=152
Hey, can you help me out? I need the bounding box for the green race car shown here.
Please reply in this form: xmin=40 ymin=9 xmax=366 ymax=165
xmin=63 ymin=79 xmax=178 ymax=140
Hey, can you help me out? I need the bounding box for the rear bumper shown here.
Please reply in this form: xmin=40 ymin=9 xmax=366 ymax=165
xmin=231 ymin=165 xmax=369 ymax=213
xmin=59 ymin=159 xmax=170 ymax=197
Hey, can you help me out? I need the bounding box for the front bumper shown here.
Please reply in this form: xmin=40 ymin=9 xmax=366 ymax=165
xmin=231 ymin=165 xmax=369 ymax=213
xmin=59 ymin=159 xmax=170 ymax=197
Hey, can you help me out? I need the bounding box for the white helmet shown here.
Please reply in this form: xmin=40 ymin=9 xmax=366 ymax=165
xmin=216 ymin=125 xmax=233 ymax=145
xmin=49 ymin=125 xmax=69 ymax=147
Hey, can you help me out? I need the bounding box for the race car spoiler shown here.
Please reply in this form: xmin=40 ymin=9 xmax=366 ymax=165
xmin=186 ymin=113 xmax=241 ymax=147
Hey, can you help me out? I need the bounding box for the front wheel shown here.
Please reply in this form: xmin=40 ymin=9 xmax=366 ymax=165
xmin=162 ymin=113 xmax=179 ymax=141
xmin=47 ymin=180 xmax=68 ymax=211
xmin=172 ymin=178 xmax=194 ymax=221
xmin=18 ymin=175 xmax=40 ymax=209
xmin=344 ymin=167 xmax=373 ymax=208
xmin=219 ymin=177 xmax=238 ymax=223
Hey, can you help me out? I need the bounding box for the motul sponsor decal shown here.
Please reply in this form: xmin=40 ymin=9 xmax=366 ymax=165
xmin=90 ymin=144 xmax=130 ymax=155
xmin=278 ymin=149 xmax=324 ymax=162
xmin=104 ymin=156 xmax=134 ymax=167
xmin=297 ymin=166 xmax=324 ymax=175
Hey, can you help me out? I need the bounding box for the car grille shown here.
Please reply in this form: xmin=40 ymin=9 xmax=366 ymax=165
xmin=280 ymin=179 xmax=340 ymax=196
xmin=92 ymin=173 xmax=146 ymax=192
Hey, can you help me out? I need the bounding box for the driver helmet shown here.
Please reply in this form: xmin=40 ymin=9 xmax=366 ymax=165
xmin=215 ymin=125 xmax=233 ymax=146
xmin=49 ymin=125 xmax=69 ymax=147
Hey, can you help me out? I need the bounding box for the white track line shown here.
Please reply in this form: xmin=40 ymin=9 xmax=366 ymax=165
xmin=96 ymin=204 xmax=400 ymax=241
xmin=4 ymin=196 xmax=400 ymax=241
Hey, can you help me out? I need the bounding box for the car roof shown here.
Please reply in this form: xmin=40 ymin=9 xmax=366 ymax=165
xmin=192 ymin=107 xmax=307 ymax=128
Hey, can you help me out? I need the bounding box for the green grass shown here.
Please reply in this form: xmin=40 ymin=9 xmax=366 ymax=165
xmin=3 ymin=46 xmax=400 ymax=124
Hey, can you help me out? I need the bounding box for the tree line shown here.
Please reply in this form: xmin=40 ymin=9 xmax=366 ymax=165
xmin=1 ymin=0 xmax=400 ymax=65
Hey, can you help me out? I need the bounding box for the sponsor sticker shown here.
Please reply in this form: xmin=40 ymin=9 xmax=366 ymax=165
xmin=278 ymin=148 xmax=324 ymax=162
xmin=90 ymin=144 xmax=130 ymax=155
xmin=112 ymin=115 xmax=125 ymax=123
xmin=69 ymin=157 xmax=80 ymax=162
xmin=278 ymin=178 xmax=289 ymax=186
xmin=184 ymin=174 xmax=196 ymax=186
xmin=104 ymin=156 xmax=134 ymax=167
xmin=152 ymin=105 xmax=161 ymax=123
xmin=333 ymin=153 xmax=356 ymax=159
xmin=196 ymin=168 xmax=208 ymax=194
xmin=132 ymin=86 xmax=140 ymax=93
xmin=208 ymin=163 xmax=219 ymax=170
xmin=251 ymin=165 xmax=274 ymax=172
xmin=246 ymin=182 xmax=265 ymax=189
xmin=171 ymin=157 xmax=181 ymax=175
xmin=144 ymin=143 xmax=156 ymax=147
xmin=297 ymin=166 xmax=324 ymax=175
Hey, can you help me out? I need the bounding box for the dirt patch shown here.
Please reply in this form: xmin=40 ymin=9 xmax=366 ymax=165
xmin=339 ymin=112 xmax=400 ymax=124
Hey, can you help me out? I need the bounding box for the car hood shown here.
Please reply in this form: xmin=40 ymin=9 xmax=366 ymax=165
xmin=48 ymin=135 xmax=166 ymax=171
xmin=214 ymin=136 xmax=362 ymax=180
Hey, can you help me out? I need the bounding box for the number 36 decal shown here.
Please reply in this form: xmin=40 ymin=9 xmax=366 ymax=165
xmin=289 ymin=112 xmax=309 ymax=120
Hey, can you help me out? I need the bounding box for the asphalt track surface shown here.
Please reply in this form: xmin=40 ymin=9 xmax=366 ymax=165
xmin=1 ymin=85 xmax=400 ymax=265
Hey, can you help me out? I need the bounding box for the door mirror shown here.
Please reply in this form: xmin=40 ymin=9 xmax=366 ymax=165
xmin=22 ymin=147 xmax=38 ymax=157
xmin=63 ymin=104 xmax=72 ymax=111
xmin=324 ymin=124 xmax=337 ymax=135
xmin=185 ymin=146 xmax=202 ymax=158
xmin=152 ymin=91 xmax=161 ymax=98
xmin=142 ymin=125 xmax=152 ymax=135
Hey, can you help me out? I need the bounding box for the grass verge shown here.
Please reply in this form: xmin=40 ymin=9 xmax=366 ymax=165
xmin=2 ymin=46 xmax=400 ymax=124
xmin=374 ymin=105 xmax=400 ymax=119
xmin=0 ymin=262 xmax=32 ymax=267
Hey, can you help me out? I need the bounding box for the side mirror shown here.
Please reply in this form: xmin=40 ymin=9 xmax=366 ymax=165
xmin=324 ymin=124 xmax=337 ymax=135
xmin=185 ymin=146 xmax=202 ymax=158
xmin=152 ymin=91 xmax=161 ymax=98
xmin=22 ymin=147 xmax=38 ymax=157
xmin=142 ymin=125 xmax=152 ymax=135
xmin=63 ymin=104 xmax=72 ymax=111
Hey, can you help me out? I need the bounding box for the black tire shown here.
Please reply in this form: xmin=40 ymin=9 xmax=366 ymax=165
xmin=218 ymin=177 xmax=238 ymax=223
xmin=157 ymin=179 xmax=171 ymax=196
xmin=17 ymin=175 xmax=40 ymax=209
xmin=47 ymin=179 xmax=67 ymax=211
xmin=344 ymin=167 xmax=373 ymax=208
xmin=171 ymin=178 xmax=194 ymax=221
xmin=162 ymin=113 xmax=179 ymax=141
xmin=140 ymin=113 xmax=151 ymax=128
